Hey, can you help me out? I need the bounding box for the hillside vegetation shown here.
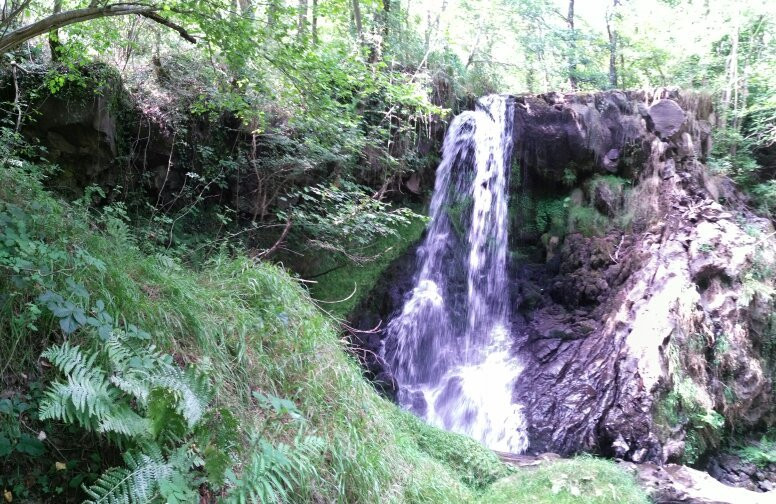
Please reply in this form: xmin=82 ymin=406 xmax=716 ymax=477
xmin=2 ymin=0 xmax=776 ymax=502
xmin=0 ymin=134 xmax=649 ymax=502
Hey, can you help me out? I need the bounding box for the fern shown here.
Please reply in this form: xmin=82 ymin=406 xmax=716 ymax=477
xmin=152 ymin=366 xmax=212 ymax=428
xmin=35 ymin=286 xmax=309 ymax=503
xmin=98 ymin=405 xmax=151 ymax=437
xmin=228 ymin=436 xmax=324 ymax=504
xmin=83 ymin=445 xmax=182 ymax=504
xmin=39 ymin=343 xmax=117 ymax=430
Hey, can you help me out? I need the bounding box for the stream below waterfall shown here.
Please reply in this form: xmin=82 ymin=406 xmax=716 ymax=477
xmin=382 ymin=95 xmax=528 ymax=453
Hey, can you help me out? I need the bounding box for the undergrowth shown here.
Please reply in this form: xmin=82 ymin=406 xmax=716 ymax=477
xmin=733 ymin=434 xmax=776 ymax=468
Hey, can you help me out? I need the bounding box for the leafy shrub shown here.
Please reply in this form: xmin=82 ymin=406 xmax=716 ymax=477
xmin=281 ymin=181 xmax=419 ymax=262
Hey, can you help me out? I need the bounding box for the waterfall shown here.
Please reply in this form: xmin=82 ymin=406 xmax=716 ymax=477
xmin=382 ymin=95 xmax=528 ymax=453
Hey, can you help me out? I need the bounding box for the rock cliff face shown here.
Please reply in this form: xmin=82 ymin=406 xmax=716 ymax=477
xmin=511 ymin=89 xmax=775 ymax=465
xmin=352 ymin=89 xmax=776 ymax=474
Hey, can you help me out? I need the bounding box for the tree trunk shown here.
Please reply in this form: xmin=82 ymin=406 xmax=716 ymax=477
xmin=237 ymin=0 xmax=252 ymax=15
xmin=606 ymin=0 xmax=620 ymax=89
xmin=48 ymin=0 xmax=62 ymax=61
xmin=381 ymin=0 xmax=390 ymax=40
xmin=298 ymin=0 xmax=308 ymax=39
xmin=567 ymin=0 xmax=578 ymax=91
xmin=728 ymin=14 xmax=741 ymax=156
xmin=424 ymin=0 xmax=447 ymax=52
xmin=720 ymin=9 xmax=739 ymax=131
xmin=352 ymin=0 xmax=363 ymax=39
xmin=267 ymin=0 xmax=280 ymax=26
xmin=312 ymin=0 xmax=318 ymax=44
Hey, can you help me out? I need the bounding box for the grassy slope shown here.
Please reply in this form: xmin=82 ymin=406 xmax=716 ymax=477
xmin=0 ymin=164 xmax=649 ymax=503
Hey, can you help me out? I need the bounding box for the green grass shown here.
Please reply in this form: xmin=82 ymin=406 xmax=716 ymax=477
xmin=480 ymin=457 xmax=650 ymax=504
xmin=0 ymin=162 xmax=650 ymax=502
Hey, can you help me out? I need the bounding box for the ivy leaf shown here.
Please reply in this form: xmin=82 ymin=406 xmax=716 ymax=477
xmin=98 ymin=324 xmax=112 ymax=341
xmin=66 ymin=278 xmax=89 ymax=299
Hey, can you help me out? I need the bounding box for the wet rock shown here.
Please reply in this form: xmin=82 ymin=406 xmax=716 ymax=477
xmin=620 ymin=461 xmax=776 ymax=504
xmin=512 ymin=91 xmax=648 ymax=181
xmin=707 ymin=452 xmax=776 ymax=493
xmin=513 ymin=90 xmax=775 ymax=463
xmin=592 ymin=181 xmax=619 ymax=216
xmin=603 ymin=148 xmax=620 ymax=172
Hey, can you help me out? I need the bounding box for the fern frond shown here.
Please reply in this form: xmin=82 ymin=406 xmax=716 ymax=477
xmin=39 ymin=343 xmax=116 ymax=430
xmin=42 ymin=341 xmax=95 ymax=377
xmin=110 ymin=373 xmax=151 ymax=405
xmin=152 ymin=367 xmax=212 ymax=428
xmin=227 ymin=436 xmax=324 ymax=504
xmin=104 ymin=335 xmax=135 ymax=370
xmin=83 ymin=448 xmax=172 ymax=504
xmin=98 ymin=405 xmax=151 ymax=437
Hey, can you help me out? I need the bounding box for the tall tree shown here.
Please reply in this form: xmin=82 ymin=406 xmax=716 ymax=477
xmin=48 ymin=0 xmax=62 ymax=61
xmin=566 ymin=0 xmax=578 ymax=90
xmin=0 ymin=2 xmax=197 ymax=54
xmin=267 ymin=0 xmax=280 ymax=26
xmin=312 ymin=0 xmax=319 ymax=44
xmin=606 ymin=0 xmax=621 ymax=89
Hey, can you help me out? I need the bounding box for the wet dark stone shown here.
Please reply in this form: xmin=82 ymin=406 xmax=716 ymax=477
xmin=708 ymin=452 xmax=776 ymax=493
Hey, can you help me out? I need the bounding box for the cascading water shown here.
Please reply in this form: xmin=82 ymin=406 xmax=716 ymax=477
xmin=382 ymin=95 xmax=528 ymax=453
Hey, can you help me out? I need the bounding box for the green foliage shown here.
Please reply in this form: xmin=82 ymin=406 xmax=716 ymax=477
xmin=228 ymin=436 xmax=324 ymax=504
xmin=412 ymin=417 xmax=512 ymax=489
xmin=562 ymin=168 xmax=578 ymax=187
xmin=0 ymin=129 xmax=651 ymax=504
xmin=740 ymin=251 xmax=776 ymax=305
xmin=734 ymin=435 xmax=776 ymax=468
xmin=83 ymin=446 xmax=195 ymax=504
xmin=281 ymin=181 xmax=420 ymax=261
xmin=655 ymin=344 xmax=726 ymax=465
xmin=535 ymin=197 xmax=568 ymax=236
xmin=567 ymin=204 xmax=609 ymax=237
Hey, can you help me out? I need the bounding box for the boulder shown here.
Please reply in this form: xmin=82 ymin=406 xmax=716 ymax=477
xmin=648 ymin=98 xmax=686 ymax=139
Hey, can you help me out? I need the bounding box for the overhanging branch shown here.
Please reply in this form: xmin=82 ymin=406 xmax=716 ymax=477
xmin=0 ymin=4 xmax=197 ymax=54
xmin=139 ymin=11 xmax=196 ymax=44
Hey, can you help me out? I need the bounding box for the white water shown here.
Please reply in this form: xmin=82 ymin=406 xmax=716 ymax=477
xmin=382 ymin=95 xmax=528 ymax=453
